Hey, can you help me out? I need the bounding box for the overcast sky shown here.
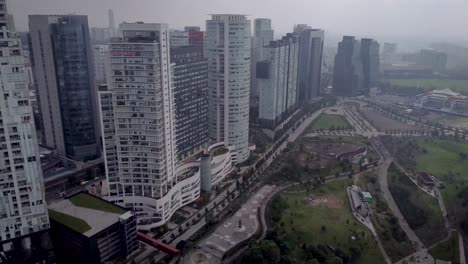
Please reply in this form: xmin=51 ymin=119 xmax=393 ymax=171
xmin=8 ymin=0 xmax=468 ymax=49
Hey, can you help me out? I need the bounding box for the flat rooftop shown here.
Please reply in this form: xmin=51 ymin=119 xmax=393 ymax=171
xmin=48 ymin=193 xmax=128 ymax=237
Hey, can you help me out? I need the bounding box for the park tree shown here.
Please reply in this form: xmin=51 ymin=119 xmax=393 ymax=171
xmin=243 ymin=240 xmax=281 ymax=264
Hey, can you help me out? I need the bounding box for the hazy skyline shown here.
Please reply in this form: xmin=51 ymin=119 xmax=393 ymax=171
xmin=9 ymin=0 xmax=468 ymax=48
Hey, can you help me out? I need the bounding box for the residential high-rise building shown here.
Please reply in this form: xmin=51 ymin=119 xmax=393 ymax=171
xmin=257 ymin=33 xmax=299 ymax=128
xmin=296 ymin=27 xmax=324 ymax=103
xmin=205 ymin=14 xmax=251 ymax=163
xmin=0 ymin=1 xmax=52 ymax=261
xmin=251 ymin=18 xmax=274 ymax=101
xmin=171 ymin=46 xmax=209 ymax=158
xmin=333 ymin=36 xmax=364 ymax=96
xmin=93 ymin=44 xmax=109 ymax=84
xmin=361 ymin=38 xmax=380 ymax=94
xmin=29 ymin=15 xmax=99 ymax=161
xmin=103 ymin=22 xmax=200 ymax=229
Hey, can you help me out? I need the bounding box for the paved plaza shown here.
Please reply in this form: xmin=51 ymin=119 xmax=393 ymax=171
xmin=183 ymin=185 xmax=276 ymax=264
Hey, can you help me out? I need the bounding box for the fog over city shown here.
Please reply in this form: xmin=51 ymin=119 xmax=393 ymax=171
xmin=9 ymin=0 xmax=468 ymax=48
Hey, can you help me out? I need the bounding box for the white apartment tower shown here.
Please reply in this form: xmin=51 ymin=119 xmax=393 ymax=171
xmin=0 ymin=0 xmax=49 ymax=250
xmin=257 ymin=34 xmax=299 ymax=128
xmin=104 ymin=22 xmax=200 ymax=229
xmin=205 ymin=15 xmax=251 ymax=163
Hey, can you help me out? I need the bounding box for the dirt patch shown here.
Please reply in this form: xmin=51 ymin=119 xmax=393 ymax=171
xmin=360 ymin=109 xmax=423 ymax=132
xmin=304 ymin=195 xmax=344 ymax=209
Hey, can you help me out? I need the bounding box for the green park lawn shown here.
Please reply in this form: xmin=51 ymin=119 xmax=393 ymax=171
xmin=415 ymin=139 xmax=468 ymax=209
xmin=311 ymin=114 xmax=351 ymax=130
xmin=48 ymin=209 xmax=91 ymax=233
xmin=385 ymin=78 xmax=468 ymax=93
xmin=275 ymin=180 xmax=384 ymax=263
xmin=429 ymin=231 xmax=460 ymax=264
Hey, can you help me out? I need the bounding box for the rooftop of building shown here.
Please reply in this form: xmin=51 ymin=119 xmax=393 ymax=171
xmin=48 ymin=192 xmax=129 ymax=237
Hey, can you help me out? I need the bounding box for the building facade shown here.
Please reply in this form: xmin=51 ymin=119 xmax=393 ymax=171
xmin=296 ymin=27 xmax=324 ymax=103
xmin=93 ymin=44 xmax=109 ymax=84
xmin=361 ymin=38 xmax=380 ymax=95
xmin=251 ymin=18 xmax=274 ymax=100
xmin=29 ymin=15 xmax=99 ymax=161
xmin=103 ymin=22 xmax=200 ymax=229
xmin=48 ymin=193 xmax=138 ymax=264
xmin=171 ymin=46 xmax=209 ymax=158
xmin=257 ymin=34 xmax=299 ymax=129
xmin=205 ymin=14 xmax=251 ymax=163
xmin=0 ymin=1 xmax=51 ymax=261
xmin=333 ymin=36 xmax=364 ymax=96
xmin=184 ymin=26 xmax=204 ymax=48
xmin=169 ymin=30 xmax=189 ymax=47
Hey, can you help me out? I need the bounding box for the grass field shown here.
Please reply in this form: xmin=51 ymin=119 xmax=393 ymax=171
xmin=385 ymin=79 xmax=468 ymax=93
xmin=275 ymin=180 xmax=384 ymax=263
xmin=429 ymin=232 xmax=460 ymax=264
xmin=48 ymin=209 xmax=91 ymax=233
xmin=357 ymin=172 xmax=415 ymax=262
xmin=415 ymin=139 xmax=468 ymax=209
xmin=387 ymin=163 xmax=446 ymax=246
xmin=311 ymin=114 xmax=351 ymax=130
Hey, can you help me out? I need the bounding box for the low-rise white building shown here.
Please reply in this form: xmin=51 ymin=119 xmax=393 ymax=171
xmin=414 ymin=88 xmax=468 ymax=116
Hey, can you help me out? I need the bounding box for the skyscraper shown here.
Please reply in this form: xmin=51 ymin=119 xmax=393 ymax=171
xmin=171 ymin=46 xmax=209 ymax=158
xmin=257 ymin=34 xmax=299 ymax=128
xmin=295 ymin=27 xmax=324 ymax=104
xmin=102 ymin=22 xmax=200 ymax=229
xmin=361 ymin=38 xmax=380 ymax=94
xmin=29 ymin=15 xmax=99 ymax=161
xmin=205 ymin=14 xmax=251 ymax=163
xmin=251 ymin=18 xmax=274 ymax=100
xmin=333 ymin=36 xmax=363 ymax=96
xmin=0 ymin=1 xmax=51 ymax=260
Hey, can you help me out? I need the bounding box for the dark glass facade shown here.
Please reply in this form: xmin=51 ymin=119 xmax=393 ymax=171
xmin=333 ymin=36 xmax=364 ymax=96
xmin=51 ymin=17 xmax=97 ymax=159
xmin=171 ymin=46 xmax=208 ymax=158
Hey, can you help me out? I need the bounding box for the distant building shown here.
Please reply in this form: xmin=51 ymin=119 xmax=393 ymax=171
xmin=333 ymin=36 xmax=363 ymax=96
xmin=251 ymin=18 xmax=274 ymax=101
xmin=333 ymin=36 xmax=379 ymax=96
xmin=89 ymin=27 xmax=111 ymax=44
xmin=171 ymin=46 xmax=209 ymax=158
xmin=93 ymin=44 xmax=109 ymax=84
xmin=206 ymin=14 xmax=251 ymax=163
xmin=170 ymin=30 xmax=189 ymax=47
xmin=48 ymin=193 xmax=138 ymax=264
xmin=414 ymin=88 xmax=468 ymax=116
xmin=296 ymin=28 xmax=324 ymax=103
xmin=381 ymin=64 xmax=433 ymax=78
xmin=185 ymin=26 xmax=204 ymax=47
xmin=419 ymin=49 xmax=447 ymax=72
xmin=361 ymin=38 xmax=380 ymax=95
xmin=257 ymin=33 xmax=299 ymax=129
xmin=29 ymin=15 xmax=99 ymax=161
xmin=382 ymin=42 xmax=397 ymax=64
